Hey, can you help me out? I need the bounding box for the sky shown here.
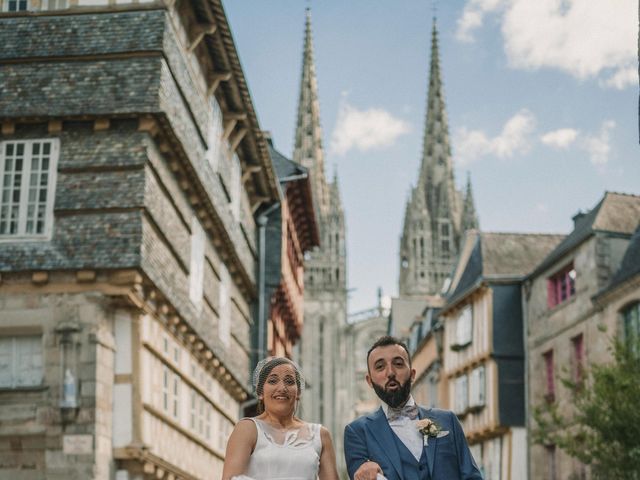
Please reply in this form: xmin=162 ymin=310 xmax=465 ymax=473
xmin=224 ymin=0 xmax=639 ymax=314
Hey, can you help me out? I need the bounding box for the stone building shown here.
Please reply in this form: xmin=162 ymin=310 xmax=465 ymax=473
xmin=441 ymin=231 xmax=563 ymax=479
xmin=292 ymin=9 xmax=348 ymax=458
xmin=341 ymin=291 xmax=390 ymax=421
xmin=391 ymin=20 xmax=478 ymax=338
xmin=0 ymin=0 xmax=281 ymax=478
xmin=525 ymin=192 xmax=640 ymax=480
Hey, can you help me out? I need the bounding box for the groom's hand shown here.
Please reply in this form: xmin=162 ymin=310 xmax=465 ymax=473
xmin=354 ymin=460 xmax=383 ymax=480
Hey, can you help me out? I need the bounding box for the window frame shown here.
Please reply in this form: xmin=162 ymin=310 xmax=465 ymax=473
xmin=3 ymin=0 xmax=29 ymax=11
xmin=547 ymin=262 xmax=576 ymax=308
xmin=0 ymin=139 xmax=60 ymax=242
xmin=0 ymin=335 xmax=44 ymax=389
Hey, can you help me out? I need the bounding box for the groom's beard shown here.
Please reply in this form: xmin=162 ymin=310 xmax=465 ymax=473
xmin=371 ymin=377 xmax=412 ymax=408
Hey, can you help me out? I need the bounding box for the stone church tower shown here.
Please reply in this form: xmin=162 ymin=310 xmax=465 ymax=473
xmin=399 ymin=20 xmax=478 ymax=298
xmin=293 ymin=9 xmax=348 ymax=445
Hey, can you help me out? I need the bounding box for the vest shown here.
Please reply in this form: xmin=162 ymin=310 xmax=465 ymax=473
xmin=391 ymin=429 xmax=430 ymax=480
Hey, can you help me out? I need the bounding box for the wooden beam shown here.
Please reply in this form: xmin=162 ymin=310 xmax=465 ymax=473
xmin=188 ymin=23 xmax=217 ymax=53
xmin=222 ymin=118 xmax=237 ymax=141
xmin=1 ymin=121 xmax=15 ymax=135
xmin=229 ymin=127 xmax=247 ymax=152
xmin=48 ymin=120 xmax=63 ymax=134
xmin=207 ymin=71 xmax=232 ymax=96
xmin=94 ymin=118 xmax=110 ymax=131
xmin=241 ymin=165 xmax=262 ymax=183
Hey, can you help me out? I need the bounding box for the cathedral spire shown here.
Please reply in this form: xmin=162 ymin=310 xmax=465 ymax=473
xmin=461 ymin=173 xmax=479 ymax=233
xmin=292 ymin=8 xmax=328 ymax=217
xmin=419 ymin=19 xmax=454 ymax=191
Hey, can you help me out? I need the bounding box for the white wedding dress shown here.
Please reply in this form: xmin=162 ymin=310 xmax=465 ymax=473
xmin=235 ymin=418 xmax=322 ymax=480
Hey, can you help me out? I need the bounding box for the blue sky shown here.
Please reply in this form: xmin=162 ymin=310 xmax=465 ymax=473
xmin=224 ymin=0 xmax=639 ymax=314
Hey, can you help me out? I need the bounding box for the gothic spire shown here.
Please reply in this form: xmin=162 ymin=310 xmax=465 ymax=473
xmin=292 ymin=8 xmax=328 ymax=217
xmin=419 ymin=20 xmax=455 ymax=195
xmin=461 ymin=173 xmax=479 ymax=233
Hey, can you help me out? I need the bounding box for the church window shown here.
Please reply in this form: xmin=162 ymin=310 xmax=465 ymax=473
xmin=401 ymin=257 xmax=409 ymax=269
xmin=335 ymin=268 xmax=339 ymax=282
xmin=420 ymin=237 xmax=424 ymax=259
xmin=439 ymin=220 xmax=451 ymax=255
xmin=0 ymin=139 xmax=59 ymax=240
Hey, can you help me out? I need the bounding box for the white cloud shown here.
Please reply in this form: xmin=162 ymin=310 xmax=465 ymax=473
xmin=580 ymin=120 xmax=615 ymax=166
xmin=456 ymin=0 xmax=506 ymax=42
xmin=455 ymin=109 xmax=536 ymax=166
xmin=540 ymin=128 xmax=579 ymax=149
xmin=330 ymin=101 xmax=411 ymax=156
xmin=457 ymin=0 xmax=636 ymax=88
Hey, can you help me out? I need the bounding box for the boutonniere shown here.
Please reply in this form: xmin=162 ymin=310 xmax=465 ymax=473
xmin=416 ymin=418 xmax=447 ymax=446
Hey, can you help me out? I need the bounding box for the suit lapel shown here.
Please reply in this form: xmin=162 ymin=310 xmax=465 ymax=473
xmin=365 ymin=407 xmax=403 ymax=479
xmin=419 ymin=407 xmax=437 ymax=477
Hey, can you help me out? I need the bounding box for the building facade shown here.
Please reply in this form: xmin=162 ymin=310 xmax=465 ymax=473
xmin=0 ymin=0 xmax=280 ymax=478
xmin=441 ymin=231 xmax=563 ymax=480
xmin=525 ymin=192 xmax=640 ymax=480
xmin=260 ymin=139 xmax=319 ymax=360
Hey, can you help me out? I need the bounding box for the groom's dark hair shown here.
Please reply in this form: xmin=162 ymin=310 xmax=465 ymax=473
xmin=366 ymin=335 xmax=412 ymax=369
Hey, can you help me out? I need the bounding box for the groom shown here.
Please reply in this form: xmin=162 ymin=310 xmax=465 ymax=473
xmin=344 ymin=336 xmax=482 ymax=480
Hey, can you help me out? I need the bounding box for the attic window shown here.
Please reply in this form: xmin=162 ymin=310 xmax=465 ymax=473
xmin=547 ymin=263 xmax=576 ymax=308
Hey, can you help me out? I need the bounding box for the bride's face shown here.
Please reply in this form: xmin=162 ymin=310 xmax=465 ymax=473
xmin=260 ymin=364 xmax=299 ymax=414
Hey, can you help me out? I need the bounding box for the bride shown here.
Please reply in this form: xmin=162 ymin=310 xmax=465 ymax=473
xmin=222 ymin=357 xmax=339 ymax=480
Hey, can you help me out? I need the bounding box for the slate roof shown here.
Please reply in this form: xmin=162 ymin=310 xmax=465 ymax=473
xmin=600 ymin=223 xmax=640 ymax=294
xmin=269 ymin=143 xmax=308 ymax=180
xmin=446 ymin=232 xmax=565 ymax=308
xmin=531 ymin=192 xmax=640 ymax=277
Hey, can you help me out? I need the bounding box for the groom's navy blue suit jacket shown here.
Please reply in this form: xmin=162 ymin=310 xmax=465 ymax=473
xmin=344 ymin=406 xmax=483 ymax=479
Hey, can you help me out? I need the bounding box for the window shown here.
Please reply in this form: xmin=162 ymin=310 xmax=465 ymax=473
xmin=571 ymin=334 xmax=584 ymax=384
xmin=218 ymin=264 xmax=231 ymax=347
xmin=543 ymin=350 xmax=555 ymax=402
xmin=547 ymin=263 xmax=576 ymax=308
xmin=451 ymin=305 xmax=472 ymax=350
xmin=4 ymin=0 xmax=28 ymax=10
xmin=0 ymin=140 xmax=59 ymax=239
xmin=206 ymin=100 xmax=225 ymax=171
xmin=454 ymin=374 xmax=468 ymax=414
xmin=189 ymin=217 xmax=205 ymax=309
xmin=0 ymin=335 xmax=43 ymax=388
xmin=439 ymin=219 xmax=451 ymax=255
xmin=42 ymin=0 xmax=67 ymax=9
xmin=621 ymin=302 xmax=640 ymax=354
xmin=162 ymin=365 xmax=180 ymax=420
xmin=230 ymin=153 xmax=241 ymax=222
xmin=469 ymin=365 xmax=486 ymax=409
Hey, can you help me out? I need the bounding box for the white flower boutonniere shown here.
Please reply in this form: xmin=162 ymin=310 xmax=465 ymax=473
xmin=416 ymin=418 xmax=442 ymax=446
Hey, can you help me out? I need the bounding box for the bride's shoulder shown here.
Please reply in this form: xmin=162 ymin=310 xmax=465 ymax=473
xmin=231 ymin=418 xmax=259 ymax=437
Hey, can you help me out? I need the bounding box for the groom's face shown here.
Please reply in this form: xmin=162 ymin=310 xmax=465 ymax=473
xmin=366 ymin=344 xmax=416 ymax=408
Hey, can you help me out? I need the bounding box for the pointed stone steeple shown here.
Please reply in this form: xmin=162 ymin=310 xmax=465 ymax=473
xmin=461 ymin=173 xmax=479 ymax=233
xmin=419 ymin=19 xmax=459 ymax=227
xmin=398 ymin=17 xmax=476 ymax=298
xmin=292 ymin=8 xmax=328 ymax=218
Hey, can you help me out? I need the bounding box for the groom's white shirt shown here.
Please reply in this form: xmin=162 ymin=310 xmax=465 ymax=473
xmin=381 ymin=395 xmax=423 ymax=461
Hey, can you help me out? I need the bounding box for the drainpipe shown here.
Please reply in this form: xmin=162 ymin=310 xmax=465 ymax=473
xmin=256 ymin=202 xmax=281 ymax=364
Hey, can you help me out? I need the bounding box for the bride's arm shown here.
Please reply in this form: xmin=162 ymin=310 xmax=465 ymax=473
xmin=221 ymin=419 xmax=257 ymax=480
xmin=318 ymin=426 xmax=340 ymax=480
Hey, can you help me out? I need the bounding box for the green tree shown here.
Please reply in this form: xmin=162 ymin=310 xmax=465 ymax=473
xmin=533 ymin=337 xmax=640 ymax=479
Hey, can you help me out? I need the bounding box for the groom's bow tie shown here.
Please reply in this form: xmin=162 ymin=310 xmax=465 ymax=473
xmin=387 ymin=404 xmax=419 ymax=422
